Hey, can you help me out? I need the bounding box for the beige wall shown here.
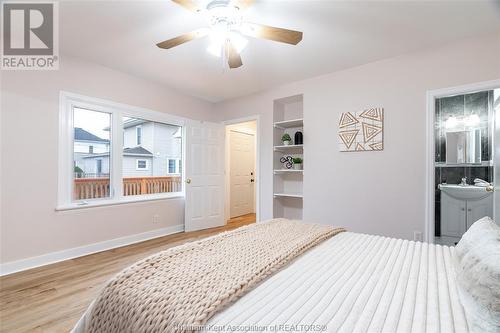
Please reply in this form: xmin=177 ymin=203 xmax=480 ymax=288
xmin=215 ymin=33 xmax=500 ymax=240
xmin=0 ymin=55 xmax=215 ymax=264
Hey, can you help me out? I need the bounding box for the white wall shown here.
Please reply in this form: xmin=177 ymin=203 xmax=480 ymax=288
xmin=215 ymin=33 xmax=500 ymax=240
xmin=0 ymin=55 xmax=215 ymax=265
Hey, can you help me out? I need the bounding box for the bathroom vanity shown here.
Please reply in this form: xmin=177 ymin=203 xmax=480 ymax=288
xmin=439 ymin=184 xmax=493 ymax=239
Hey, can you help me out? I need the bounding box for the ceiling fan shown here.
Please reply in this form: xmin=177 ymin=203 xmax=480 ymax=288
xmin=156 ymin=0 xmax=303 ymax=69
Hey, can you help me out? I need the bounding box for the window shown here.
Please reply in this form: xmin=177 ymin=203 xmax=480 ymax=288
xmin=123 ymin=117 xmax=182 ymax=197
xmin=167 ymin=158 xmax=181 ymax=174
xmin=168 ymin=159 xmax=176 ymax=173
xmin=72 ymin=108 xmax=111 ymax=201
xmin=96 ymin=159 xmax=103 ymax=174
xmin=136 ymin=126 xmax=142 ymax=145
xmin=58 ymin=92 xmax=184 ymax=209
xmin=136 ymin=159 xmax=149 ymax=170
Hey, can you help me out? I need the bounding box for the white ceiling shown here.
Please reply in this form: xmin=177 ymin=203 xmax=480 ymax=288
xmin=60 ymin=0 xmax=500 ymax=102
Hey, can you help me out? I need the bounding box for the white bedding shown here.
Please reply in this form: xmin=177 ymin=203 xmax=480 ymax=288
xmin=73 ymin=232 xmax=469 ymax=332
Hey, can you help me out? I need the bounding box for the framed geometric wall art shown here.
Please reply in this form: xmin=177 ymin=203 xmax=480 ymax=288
xmin=338 ymin=108 xmax=384 ymax=152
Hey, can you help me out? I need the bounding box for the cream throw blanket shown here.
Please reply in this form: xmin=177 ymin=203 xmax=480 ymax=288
xmin=84 ymin=219 xmax=344 ymax=333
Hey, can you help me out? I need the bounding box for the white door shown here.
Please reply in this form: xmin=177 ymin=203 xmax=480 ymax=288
xmin=229 ymin=130 xmax=255 ymax=218
xmin=185 ymin=121 xmax=225 ymax=232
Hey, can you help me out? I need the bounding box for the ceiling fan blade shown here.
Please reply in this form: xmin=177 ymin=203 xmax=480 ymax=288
xmin=242 ymin=23 xmax=303 ymax=45
xmin=227 ymin=42 xmax=243 ymax=69
xmin=232 ymin=0 xmax=253 ymax=11
xmin=171 ymin=0 xmax=202 ymax=12
xmin=156 ymin=29 xmax=208 ymax=49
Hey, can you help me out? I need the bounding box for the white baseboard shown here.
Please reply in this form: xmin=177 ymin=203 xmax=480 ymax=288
xmin=0 ymin=224 xmax=184 ymax=277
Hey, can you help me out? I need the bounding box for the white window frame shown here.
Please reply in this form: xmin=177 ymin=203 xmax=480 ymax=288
xmin=136 ymin=159 xmax=149 ymax=170
xmin=57 ymin=91 xmax=186 ymax=210
xmin=167 ymin=158 xmax=181 ymax=175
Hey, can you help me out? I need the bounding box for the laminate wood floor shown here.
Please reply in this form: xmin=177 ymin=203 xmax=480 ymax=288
xmin=0 ymin=215 xmax=256 ymax=333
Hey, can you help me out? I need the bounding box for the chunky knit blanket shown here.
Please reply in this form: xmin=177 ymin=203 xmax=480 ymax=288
xmin=84 ymin=219 xmax=344 ymax=333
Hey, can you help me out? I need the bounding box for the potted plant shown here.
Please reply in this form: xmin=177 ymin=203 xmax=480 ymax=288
xmin=282 ymin=133 xmax=292 ymax=146
xmin=292 ymin=157 xmax=303 ymax=170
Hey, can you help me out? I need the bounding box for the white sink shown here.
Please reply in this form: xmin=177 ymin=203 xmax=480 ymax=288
xmin=439 ymin=184 xmax=493 ymax=201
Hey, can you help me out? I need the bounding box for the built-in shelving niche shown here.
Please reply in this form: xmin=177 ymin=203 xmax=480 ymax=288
xmin=273 ymin=94 xmax=303 ymax=220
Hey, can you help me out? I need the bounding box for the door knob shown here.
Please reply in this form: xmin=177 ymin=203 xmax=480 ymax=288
xmin=186 ymin=178 xmax=191 ymax=184
xmin=250 ymin=179 xmax=255 ymax=183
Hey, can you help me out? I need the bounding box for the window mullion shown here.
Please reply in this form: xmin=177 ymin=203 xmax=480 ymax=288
xmin=112 ymin=111 xmax=124 ymax=200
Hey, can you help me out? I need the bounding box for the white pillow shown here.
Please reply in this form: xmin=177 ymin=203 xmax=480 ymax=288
xmin=454 ymin=217 xmax=500 ymax=333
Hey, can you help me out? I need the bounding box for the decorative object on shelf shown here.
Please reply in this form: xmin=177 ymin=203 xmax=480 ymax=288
xmin=282 ymin=133 xmax=292 ymax=146
xmin=292 ymin=157 xmax=303 ymax=170
xmin=280 ymin=155 xmax=293 ymax=169
xmin=294 ymin=131 xmax=303 ymax=145
xmin=338 ymin=108 xmax=384 ymax=152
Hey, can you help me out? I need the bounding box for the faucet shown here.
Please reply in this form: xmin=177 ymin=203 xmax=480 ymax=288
xmin=461 ymin=177 xmax=468 ymax=186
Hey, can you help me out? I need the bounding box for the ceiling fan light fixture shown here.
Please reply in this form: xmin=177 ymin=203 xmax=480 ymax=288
xmin=160 ymin=0 xmax=304 ymax=69
xmin=229 ymin=32 xmax=248 ymax=53
xmin=207 ymin=31 xmax=247 ymax=57
xmin=205 ymin=1 xmax=242 ymax=27
xmin=207 ymin=42 xmax=222 ymax=57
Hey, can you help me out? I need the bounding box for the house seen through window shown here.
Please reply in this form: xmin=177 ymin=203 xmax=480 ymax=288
xmin=73 ymin=108 xmax=111 ymax=200
xmin=122 ymin=118 xmax=182 ymax=196
xmin=72 ymin=109 xmax=182 ymax=202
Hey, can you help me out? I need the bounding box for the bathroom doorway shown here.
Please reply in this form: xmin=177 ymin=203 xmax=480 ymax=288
xmin=426 ymin=80 xmax=500 ymax=245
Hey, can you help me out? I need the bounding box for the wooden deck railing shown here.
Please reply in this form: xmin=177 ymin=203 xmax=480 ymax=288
xmin=74 ymin=176 xmax=182 ymax=200
xmin=122 ymin=176 xmax=182 ymax=196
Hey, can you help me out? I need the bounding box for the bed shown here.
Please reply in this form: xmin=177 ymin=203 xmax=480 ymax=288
xmin=72 ymin=218 xmax=500 ymax=333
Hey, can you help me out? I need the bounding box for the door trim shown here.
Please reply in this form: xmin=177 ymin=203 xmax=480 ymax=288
xmin=425 ymin=79 xmax=500 ymax=243
xmin=223 ymin=115 xmax=261 ymax=224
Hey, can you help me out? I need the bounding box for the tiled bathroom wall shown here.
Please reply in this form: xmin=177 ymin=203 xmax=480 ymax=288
xmin=434 ymin=90 xmax=494 ymax=237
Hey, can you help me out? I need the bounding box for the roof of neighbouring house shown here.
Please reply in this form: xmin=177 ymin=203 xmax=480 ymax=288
xmin=82 ymin=146 xmax=153 ymax=159
xmin=123 ymin=146 xmax=153 ymax=156
xmin=74 ymin=127 xmax=109 ymax=142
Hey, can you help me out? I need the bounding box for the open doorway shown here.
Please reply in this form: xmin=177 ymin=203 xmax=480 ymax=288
xmin=426 ymin=80 xmax=500 ymax=244
xmin=225 ymin=120 xmax=258 ymax=227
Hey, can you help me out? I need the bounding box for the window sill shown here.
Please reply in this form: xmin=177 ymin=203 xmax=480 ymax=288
xmin=56 ymin=193 xmax=184 ymax=211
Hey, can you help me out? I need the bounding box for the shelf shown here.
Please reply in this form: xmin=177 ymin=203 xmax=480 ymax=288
xmin=274 ymin=169 xmax=303 ymax=174
xmin=273 ymin=193 xmax=303 ymax=199
xmin=435 ymin=161 xmax=493 ymax=167
xmin=273 ymin=118 xmax=303 ymax=129
xmin=274 ymin=144 xmax=303 ymax=151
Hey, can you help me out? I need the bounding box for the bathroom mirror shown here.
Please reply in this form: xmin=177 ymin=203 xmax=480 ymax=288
xmin=445 ymin=129 xmax=481 ymax=164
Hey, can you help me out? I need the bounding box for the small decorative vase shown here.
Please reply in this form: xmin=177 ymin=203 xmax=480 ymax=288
xmin=283 ymin=140 xmax=291 ymax=146
xmin=293 ymin=163 xmax=302 ymax=170
xmin=294 ymin=131 xmax=303 ymax=145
